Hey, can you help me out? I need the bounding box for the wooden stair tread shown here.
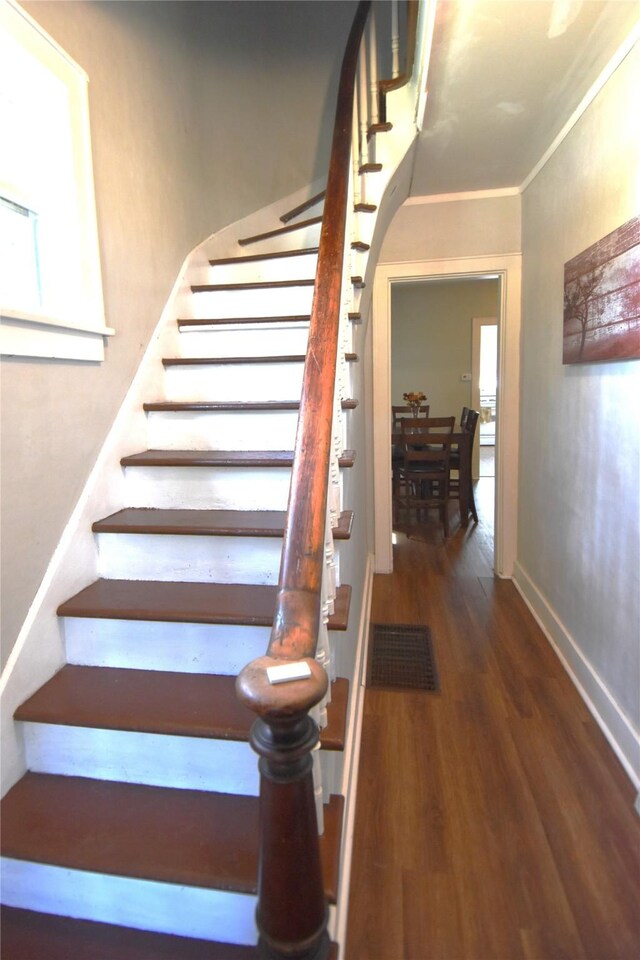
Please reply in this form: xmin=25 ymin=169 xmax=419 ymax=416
xmin=92 ymin=508 xmax=354 ymax=540
xmin=0 ymin=907 xmax=259 ymax=960
xmin=358 ymin=162 xmax=383 ymax=173
xmin=177 ymin=314 xmax=311 ymax=327
xmin=191 ymin=279 xmax=315 ymax=293
xmin=163 ymin=353 xmax=358 ymax=367
xmin=1 ymin=773 xmax=344 ymax=901
xmin=351 ymin=241 xmax=370 ymax=252
xmin=15 ymin=666 xmax=349 ymax=750
xmin=238 ymin=216 xmax=322 ymax=247
xmin=176 ymin=313 xmax=361 ymax=328
xmin=142 ymin=399 xmax=357 ymax=412
xmin=57 ymin=579 xmax=352 ymax=630
xmin=354 ymin=202 xmax=376 ymax=213
xmin=279 ymin=191 xmax=326 ymax=223
xmin=368 ymin=120 xmax=392 ymax=138
xmin=209 ymin=246 xmax=318 ymax=266
xmin=120 ymin=449 xmax=356 ymax=468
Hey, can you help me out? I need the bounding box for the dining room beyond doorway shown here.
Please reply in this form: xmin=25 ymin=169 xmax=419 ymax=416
xmin=390 ymin=276 xmax=500 ymax=538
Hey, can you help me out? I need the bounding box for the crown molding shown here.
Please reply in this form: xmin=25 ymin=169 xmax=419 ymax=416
xmin=405 ymin=22 xmax=640 ymax=207
xmin=519 ymin=22 xmax=639 ymax=192
xmin=403 ymin=187 xmax=520 ymax=206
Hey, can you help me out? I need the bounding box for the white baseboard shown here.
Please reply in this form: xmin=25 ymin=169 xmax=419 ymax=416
xmin=332 ymin=553 xmax=373 ymax=957
xmin=513 ymin=561 xmax=640 ymax=791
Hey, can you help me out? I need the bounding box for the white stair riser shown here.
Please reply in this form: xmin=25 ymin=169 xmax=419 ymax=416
xmin=242 ymin=220 xmax=322 ymax=253
xmin=177 ymin=323 xmax=310 ymax=359
xmin=164 ymin=361 xmax=304 ymax=402
xmin=164 ymin=361 xmax=355 ymax=402
xmin=96 ymin=533 xmax=342 ymax=586
xmin=123 ymin=465 xmax=295 ymax=510
xmin=192 ymin=285 xmax=313 ymax=320
xmin=96 ymin=533 xmax=283 ymax=584
xmin=0 ymin=859 xmax=257 ymax=946
xmin=146 ymin=409 xmax=299 ymax=451
xmin=22 ymin=725 xmax=259 ymax=795
xmin=64 ymin=618 xmax=271 ymax=675
xmin=209 ymin=252 xmax=317 ymax=285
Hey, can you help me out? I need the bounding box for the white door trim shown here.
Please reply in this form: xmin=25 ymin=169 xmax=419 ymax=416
xmin=471 ymin=316 xmax=498 ymax=479
xmin=372 ymin=254 xmax=522 ymax=577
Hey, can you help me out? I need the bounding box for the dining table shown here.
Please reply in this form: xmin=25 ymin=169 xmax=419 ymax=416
xmin=391 ymin=423 xmax=474 ymax=526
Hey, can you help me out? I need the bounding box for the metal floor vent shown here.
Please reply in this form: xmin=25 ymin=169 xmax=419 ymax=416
xmin=368 ymin=624 xmax=439 ymax=692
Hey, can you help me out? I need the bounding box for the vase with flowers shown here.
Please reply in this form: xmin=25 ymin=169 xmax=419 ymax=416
xmin=403 ymin=390 xmax=427 ymax=417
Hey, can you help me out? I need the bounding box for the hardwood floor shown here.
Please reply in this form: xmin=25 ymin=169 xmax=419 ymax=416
xmin=345 ymin=481 xmax=640 ymax=960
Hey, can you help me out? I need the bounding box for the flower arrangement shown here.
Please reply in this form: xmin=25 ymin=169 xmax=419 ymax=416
xmin=402 ymin=390 xmax=427 ymax=416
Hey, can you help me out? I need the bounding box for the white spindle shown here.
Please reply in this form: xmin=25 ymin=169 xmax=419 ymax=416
xmin=351 ymin=99 xmax=361 ymax=207
xmin=358 ymin=46 xmax=369 ymax=172
xmin=391 ymin=0 xmax=400 ymax=78
xmin=368 ymin=8 xmax=379 ymax=125
xmin=311 ymin=742 xmax=324 ymax=835
xmin=325 ymin=510 xmax=337 ymax=617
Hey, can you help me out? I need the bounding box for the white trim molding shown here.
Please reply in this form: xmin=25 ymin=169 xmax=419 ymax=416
xmin=519 ymin=22 xmax=640 ymax=193
xmin=403 ymin=23 xmax=640 ymax=208
xmin=372 ymin=254 xmax=521 ymax=577
xmin=0 ymin=310 xmax=114 ymax=362
xmin=513 ymin=561 xmax=640 ymax=791
xmin=0 ymin=0 xmax=107 ymax=360
xmin=404 ymin=187 xmax=520 ymax=205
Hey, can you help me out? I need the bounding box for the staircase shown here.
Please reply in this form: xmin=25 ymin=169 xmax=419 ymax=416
xmin=1 ymin=190 xmax=362 ymax=954
xmin=1 ymin=0 xmax=435 ymax=953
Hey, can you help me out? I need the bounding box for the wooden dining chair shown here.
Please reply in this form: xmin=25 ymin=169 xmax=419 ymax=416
xmin=418 ymin=416 xmax=455 ymax=433
xmin=391 ymin=405 xmax=430 ymax=500
xmin=449 ymin=408 xmax=479 ymax=524
xmin=392 ymin=403 xmax=429 ymax=429
xmin=395 ymin=426 xmax=453 ymax=538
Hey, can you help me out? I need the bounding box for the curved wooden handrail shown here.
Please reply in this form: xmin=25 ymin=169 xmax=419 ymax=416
xmin=235 ymin=3 xmax=420 ymax=956
xmin=238 ymin=0 xmax=371 ymax=716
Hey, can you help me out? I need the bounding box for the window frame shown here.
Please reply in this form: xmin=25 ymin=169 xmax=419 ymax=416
xmin=0 ymin=0 xmax=113 ymax=361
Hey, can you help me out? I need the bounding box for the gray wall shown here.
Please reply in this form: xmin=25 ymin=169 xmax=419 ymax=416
xmin=379 ymin=194 xmax=522 ymax=263
xmin=0 ymin=0 xmax=357 ymax=667
xmin=519 ymin=43 xmax=639 ymax=730
xmin=391 ymin=279 xmax=499 ymax=416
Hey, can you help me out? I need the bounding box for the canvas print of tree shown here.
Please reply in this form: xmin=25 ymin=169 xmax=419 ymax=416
xmin=563 ymin=215 xmax=640 ymax=363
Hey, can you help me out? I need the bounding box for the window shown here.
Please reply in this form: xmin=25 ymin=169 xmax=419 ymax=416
xmin=0 ymin=0 xmax=113 ymax=360
xmin=0 ymin=195 xmax=41 ymax=311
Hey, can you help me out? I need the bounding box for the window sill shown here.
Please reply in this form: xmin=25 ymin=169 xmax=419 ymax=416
xmin=0 ymin=308 xmax=115 ymax=362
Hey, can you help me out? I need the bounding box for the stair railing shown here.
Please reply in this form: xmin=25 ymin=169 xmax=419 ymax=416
xmin=237 ymin=3 xmax=419 ymax=957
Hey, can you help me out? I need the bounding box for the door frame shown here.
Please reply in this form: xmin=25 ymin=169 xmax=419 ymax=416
xmin=371 ymin=254 xmax=522 ymax=578
xmin=471 ymin=316 xmax=498 ymax=479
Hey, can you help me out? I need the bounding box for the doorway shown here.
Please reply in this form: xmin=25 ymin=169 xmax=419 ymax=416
xmin=371 ymin=254 xmax=522 ymax=578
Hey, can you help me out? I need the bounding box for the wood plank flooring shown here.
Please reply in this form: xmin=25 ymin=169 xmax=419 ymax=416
xmin=346 ymin=481 xmax=640 ymax=960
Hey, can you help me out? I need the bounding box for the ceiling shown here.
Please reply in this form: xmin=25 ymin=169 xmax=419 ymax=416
xmin=410 ymin=0 xmax=639 ymax=196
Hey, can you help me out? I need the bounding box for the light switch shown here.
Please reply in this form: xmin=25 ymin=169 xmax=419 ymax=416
xmin=461 ymin=373 xmax=471 ymax=382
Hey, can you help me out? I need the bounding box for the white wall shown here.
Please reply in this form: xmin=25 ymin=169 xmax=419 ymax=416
xmin=516 ymin=42 xmax=640 ymax=779
xmin=380 ymin=193 xmax=521 ymax=263
xmin=391 ymin=278 xmax=499 ymax=416
xmin=0 ymin=0 xmax=357 ymax=668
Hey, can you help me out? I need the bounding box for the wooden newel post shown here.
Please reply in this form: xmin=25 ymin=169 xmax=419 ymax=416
xmin=237 ymin=655 xmax=330 ymax=960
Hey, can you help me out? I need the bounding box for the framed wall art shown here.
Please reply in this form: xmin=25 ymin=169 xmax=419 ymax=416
xmin=563 ymin=215 xmax=640 ymax=364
